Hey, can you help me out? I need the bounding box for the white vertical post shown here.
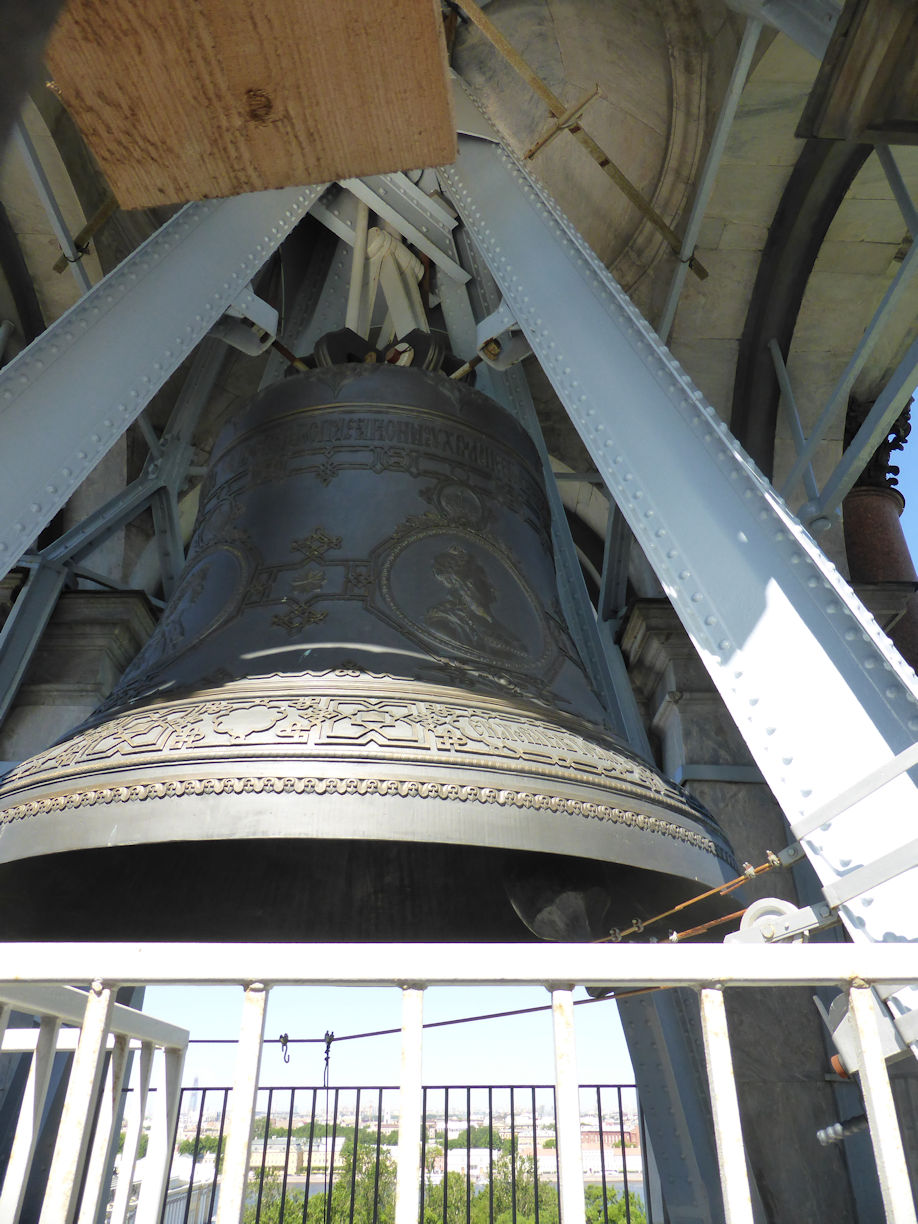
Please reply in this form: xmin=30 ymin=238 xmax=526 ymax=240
xmin=848 ymin=984 xmax=918 ymax=1224
xmin=216 ymin=983 xmax=269 ymax=1224
xmin=0 ymin=1015 xmax=62 ymax=1224
xmin=39 ymin=981 xmax=115 ymax=1224
xmin=77 ymin=1034 xmax=130 ymax=1224
xmin=698 ymin=986 xmax=755 ymax=1224
xmin=134 ymin=1045 xmax=185 ymax=1224
xmin=551 ymin=987 xmax=585 ymax=1224
xmin=110 ymin=1042 xmax=154 ymax=1224
xmin=395 ymin=986 xmax=425 ymax=1224
xmin=135 ymin=1042 xmax=186 ymax=1224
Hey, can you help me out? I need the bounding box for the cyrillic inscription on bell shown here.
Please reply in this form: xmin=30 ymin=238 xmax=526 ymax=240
xmin=0 ymin=365 xmax=738 ymax=940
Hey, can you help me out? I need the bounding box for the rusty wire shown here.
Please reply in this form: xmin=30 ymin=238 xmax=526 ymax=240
xmin=595 ymin=854 xmax=783 ymax=944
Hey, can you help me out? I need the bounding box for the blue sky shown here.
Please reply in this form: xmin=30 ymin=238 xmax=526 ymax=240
xmin=144 ymin=983 xmax=636 ymax=1089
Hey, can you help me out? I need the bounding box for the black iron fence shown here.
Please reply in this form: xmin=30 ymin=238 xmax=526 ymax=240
xmin=128 ymin=1085 xmax=652 ymax=1224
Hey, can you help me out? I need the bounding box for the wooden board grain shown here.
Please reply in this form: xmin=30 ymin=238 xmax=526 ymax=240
xmin=797 ymin=0 xmax=918 ymax=144
xmin=45 ymin=0 xmax=456 ymax=208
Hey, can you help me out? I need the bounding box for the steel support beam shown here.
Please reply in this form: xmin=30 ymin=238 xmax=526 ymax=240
xmin=0 ymin=340 xmax=226 ymax=725
xmin=812 ymin=333 xmax=918 ymax=521
xmin=659 ymin=17 xmax=762 ymax=343
xmin=0 ymin=185 xmax=325 ymax=581
xmin=438 ymin=119 xmax=918 ymax=963
xmin=725 ymin=0 xmax=839 ymax=58
xmin=12 ymin=120 xmax=93 ymax=296
xmin=782 ymin=231 xmax=918 ymax=501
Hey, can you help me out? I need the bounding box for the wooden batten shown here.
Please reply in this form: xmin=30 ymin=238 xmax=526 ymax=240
xmin=45 ymin=0 xmax=456 ymax=208
xmin=797 ymin=0 xmax=918 ymax=144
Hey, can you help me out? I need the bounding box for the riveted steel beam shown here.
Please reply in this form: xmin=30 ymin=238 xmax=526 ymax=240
xmin=438 ymin=119 xmax=918 ymax=969
xmin=0 ymin=185 xmax=326 ymax=584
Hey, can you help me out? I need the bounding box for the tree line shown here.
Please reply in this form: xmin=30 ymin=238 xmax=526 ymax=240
xmin=245 ymin=1139 xmax=645 ymax=1224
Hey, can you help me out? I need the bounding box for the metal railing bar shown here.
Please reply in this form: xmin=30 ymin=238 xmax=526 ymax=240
xmin=255 ymin=1086 xmax=274 ymax=1224
xmin=467 ymin=1086 xmax=473 ymax=1224
xmin=207 ymin=1088 xmax=229 ymax=1224
xmin=443 ymin=1085 xmax=450 ymax=1224
xmin=5 ymin=940 xmax=915 ymax=986
xmin=510 ymin=1085 xmax=517 ymax=1224
xmin=532 ymin=1085 xmax=540 ymax=1224
xmin=618 ymin=1085 xmax=631 ymax=1224
xmin=302 ymin=1088 xmax=318 ymax=1224
xmin=552 ymin=1088 xmax=561 ymax=1224
xmin=180 ymin=1083 xmax=208 ymax=1224
xmin=349 ymin=1087 xmax=362 ymax=1224
xmin=372 ymin=1088 xmax=384 ymax=1224
xmin=278 ymin=1088 xmax=297 ymax=1224
xmin=327 ymin=1087 xmax=341 ymax=1224
xmin=596 ymin=1087 xmax=609 ymax=1224
xmin=488 ymin=1087 xmax=495 ymax=1224
xmin=420 ymin=1087 xmax=429 ymax=1224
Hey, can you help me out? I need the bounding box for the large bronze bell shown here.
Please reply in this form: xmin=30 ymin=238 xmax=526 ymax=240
xmin=0 ymin=365 xmax=738 ymax=940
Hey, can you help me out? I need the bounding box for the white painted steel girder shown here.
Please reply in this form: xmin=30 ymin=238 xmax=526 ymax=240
xmin=0 ymin=185 xmax=325 ymax=583
xmin=0 ymin=941 xmax=915 ymax=987
xmin=438 ymin=124 xmax=918 ymax=959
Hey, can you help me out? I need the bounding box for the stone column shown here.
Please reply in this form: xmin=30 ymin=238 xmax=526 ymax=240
xmin=0 ymin=589 xmax=156 ymax=761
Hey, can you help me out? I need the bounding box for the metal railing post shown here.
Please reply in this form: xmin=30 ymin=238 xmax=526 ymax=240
xmin=847 ymin=984 xmax=918 ymax=1224
xmin=38 ymin=980 xmax=115 ymax=1224
xmin=0 ymin=1014 xmax=62 ymax=1224
xmin=109 ymin=1042 xmax=154 ymax=1224
xmin=216 ymin=982 xmax=270 ymax=1224
xmin=698 ymin=987 xmax=754 ymax=1224
xmin=395 ymin=986 xmax=425 ymax=1224
xmin=135 ymin=1045 xmax=185 ymax=1224
xmin=77 ymin=1034 xmax=130 ymax=1224
xmin=552 ymin=988 xmax=585 ymax=1224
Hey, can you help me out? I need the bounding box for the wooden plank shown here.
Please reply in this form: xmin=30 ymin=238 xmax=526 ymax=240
xmin=45 ymin=0 xmax=456 ymax=208
xmin=797 ymin=0 xmax=918 ymax=144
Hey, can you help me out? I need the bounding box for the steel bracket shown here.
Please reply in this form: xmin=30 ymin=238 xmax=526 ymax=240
xmin=475 ymin=300 xmax=532 ymax=369
xmin=211 ymin=285 xmax=279 ymax=355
